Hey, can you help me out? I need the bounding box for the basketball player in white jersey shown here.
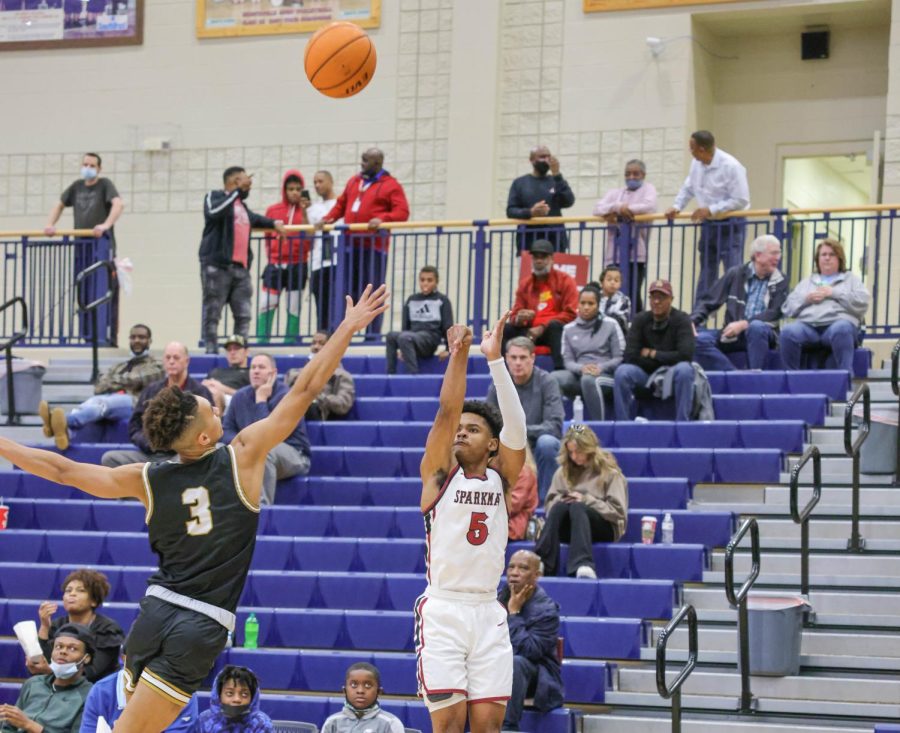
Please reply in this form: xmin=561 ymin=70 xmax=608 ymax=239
xmin=416 ymin=313 xmax=527 ymax=733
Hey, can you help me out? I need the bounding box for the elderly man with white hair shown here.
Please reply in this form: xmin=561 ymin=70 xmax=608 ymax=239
xmin=690 ymin=234 xmax=787 ymax=371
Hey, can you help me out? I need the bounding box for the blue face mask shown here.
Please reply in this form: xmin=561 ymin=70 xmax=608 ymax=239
xmin=625 ymin=178 xmax=642 ymax=191
xmin=81 ymin=166 xmax=98 ymax=181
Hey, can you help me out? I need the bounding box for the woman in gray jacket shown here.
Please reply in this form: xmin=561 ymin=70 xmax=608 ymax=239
xmin=780 ymin=239 xmax=869 ymax=372
xmin=551 ymin=284 xmax=624 ymax=420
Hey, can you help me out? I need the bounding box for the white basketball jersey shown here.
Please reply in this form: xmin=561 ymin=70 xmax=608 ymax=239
xmin=424 ymin=465 xmax=508 ymax=595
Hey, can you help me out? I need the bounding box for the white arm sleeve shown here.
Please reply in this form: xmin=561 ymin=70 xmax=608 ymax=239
xmin=488 ymin=357 xmax=527 ymax=450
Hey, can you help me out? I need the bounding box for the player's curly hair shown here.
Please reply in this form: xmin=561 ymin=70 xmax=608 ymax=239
xmin=61 ymin=568 xmax=111 ymax=608
xmin=461 ymin=400 xmax=503 ymax=439
xmin=143 ymin=386 xmax=199 ymax=452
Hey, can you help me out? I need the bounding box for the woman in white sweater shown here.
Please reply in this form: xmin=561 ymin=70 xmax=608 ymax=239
xmin=534 ymin=424 xmax=628 ymax=579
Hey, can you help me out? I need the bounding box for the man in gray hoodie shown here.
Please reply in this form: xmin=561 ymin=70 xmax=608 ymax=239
xmin=487 ymin=337 xmax=565 ymax=499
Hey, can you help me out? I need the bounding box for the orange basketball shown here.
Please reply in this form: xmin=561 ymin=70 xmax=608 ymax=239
xmin=304 ymin=21 xmax=377 ymax=99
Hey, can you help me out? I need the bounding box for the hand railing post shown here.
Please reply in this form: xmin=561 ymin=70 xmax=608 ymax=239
xmin=843 ymin=383 xmax=870 ymax=551
xmin=615 ymin=220 xmax=632 ymax=305
xmin=892 ymin=339 xmax=899 ymax=487
xmin=790 ymin=445 xmax=821 ymax=601
xmin=0 ymin=297 xmax=28 ymax=426
xmin=656 ymin=604 xmax=698 ymax=733
xmin=471 ymin=220 xmax=489 ymax=339
xmin=75 ymin=261 xmax=117 ymax=385
xmin=724 ymin=517 xmax=761 ymax=714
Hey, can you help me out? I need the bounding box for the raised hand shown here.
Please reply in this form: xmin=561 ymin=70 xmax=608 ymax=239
xmin=446 ymin=324 xmax=472 ymax=355
xmin=343 ymin=284 xmax=390 ymax=332
xmin=480 ymin=311 xmax=511 ymax=361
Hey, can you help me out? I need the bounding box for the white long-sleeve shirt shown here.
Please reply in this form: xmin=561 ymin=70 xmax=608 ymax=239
xmin=672 ymin=148 xmax=750 ymax=217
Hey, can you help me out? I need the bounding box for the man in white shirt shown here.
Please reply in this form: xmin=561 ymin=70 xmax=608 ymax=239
xmin=665 ymin=131 xmax=750 ymax=306
xmin=304 ymin=170 xmax=341 ymax=331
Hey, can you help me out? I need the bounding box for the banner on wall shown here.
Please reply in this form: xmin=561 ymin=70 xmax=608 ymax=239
xmin=196 ymin=0 xmax=380 ymax=39
xmin=584 ymin=0 xmax=765 ymax=11
xmin=0 ymin=0 xmax=143 ymax=51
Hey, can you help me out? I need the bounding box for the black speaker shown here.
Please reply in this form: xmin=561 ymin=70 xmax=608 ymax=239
xmin=802 ymin=30 xmax=829 ymax=60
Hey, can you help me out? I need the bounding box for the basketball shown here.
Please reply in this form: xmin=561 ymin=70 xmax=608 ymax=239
xmin=304 ymin=21 xmax=377 ymax=99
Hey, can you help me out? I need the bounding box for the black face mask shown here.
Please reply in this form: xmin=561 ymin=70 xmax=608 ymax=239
xmin=220 ymin=703 xmax=249 ymax=719
xmin=238 ymin=188 xmax=250 ymax=201
xmin=533 ymin=161 xmax=550 ymax=176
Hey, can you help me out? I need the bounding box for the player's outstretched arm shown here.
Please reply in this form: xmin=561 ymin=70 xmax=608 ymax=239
xmin=0 ymin=436 xmax=146 ymax=502
xmin=481 ymin=312 xmax=527 ymax=488
xmin=420 ymin=324 xmax=471 ymax=511
xmin=233 ymin=285 xmax=389 ymax=463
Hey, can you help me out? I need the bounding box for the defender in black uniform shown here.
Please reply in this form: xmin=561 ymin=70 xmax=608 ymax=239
xmin=0 ymin=285 xmax=388 ymax=733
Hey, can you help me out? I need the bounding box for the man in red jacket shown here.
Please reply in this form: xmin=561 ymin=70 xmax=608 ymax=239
xmin=322 ymin=147 xmax=409 ymax=334
xmin=260 ymin=169 xmax=310 ymax=342
xmin=503 ymin=239 xmax=578 ymax=370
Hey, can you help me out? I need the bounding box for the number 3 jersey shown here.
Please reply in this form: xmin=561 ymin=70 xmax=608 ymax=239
xmin=143 ymin=445 xmax=260 ymax=613
xmin=424 ymin=465 xmax=508 ymax=595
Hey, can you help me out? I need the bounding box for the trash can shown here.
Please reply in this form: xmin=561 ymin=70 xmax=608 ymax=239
xmin=856 ymin=406 xmax=898 ymax=475
xmin=0 ymin=360 xmax=47 ymax=416
xmin=746 ymin=595 xmax=810 ymax=676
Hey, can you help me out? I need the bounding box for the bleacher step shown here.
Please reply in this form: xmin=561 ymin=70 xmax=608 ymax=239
xmin=709 ymin=551 xmax=900 ymax=578
xmin=638 ymin=647 xmax=899 ymax=671
xmin=694 ymin=486 xmax=900 ymax=511
xmin=582 ymin=714 xmax=870 ymax=733
xmin=751 ymin=518 xmax=900 ymax=551
xmin=703 ymin=570 xmax=900 ymax=589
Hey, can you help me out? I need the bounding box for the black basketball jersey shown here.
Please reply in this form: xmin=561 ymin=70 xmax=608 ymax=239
xmin=143 ymin=445 xmax=259 ymax=613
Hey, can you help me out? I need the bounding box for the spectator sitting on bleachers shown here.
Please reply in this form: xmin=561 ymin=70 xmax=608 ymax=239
xmin=498 ymin=550 xmax=563 ymax=731
xmin=101 ymin=342 xmax=213 ymax=467
xmin=224 ymin=354 xmax=311 ymax=505
xmin=535 ymin=425 xmax=628 ymax=579
xmin=80 ymin=662 xmax=199 ymax=732
xmin=285 ymin=331 xmax=355 ymax=421
xmin=1 ymin=623 xmax=94 ymax=733
xmin=508 ymin=445 xmax=539 ymax=541
xmin=27 ymin=569 xmax=123 ymax=683
xmin=196 ymin=665 xmax=273 ymax=733
xmin=487 ymin=336 xmax=564 ymax=500
xmin=384 ymin=265 xmax=453 ymax=374
xmin=551 ymin=283 xmax=623 ymax=421
xmin=691 ymin=234 xmax=786 ymax=372
xmin=321 ymin=662 xmax=404 ymax=733
xmin=780 ymin=238 xmax=870 ymax=373
xmin=613 ymin=280 xmax=696 ymax=422
xmin=503 ymin=239 xmax=579 ymax=370
xmin=202 ymin=334 xmax=251 ymax=414
xmin=39 ymin=323 xmax=163 ymax=451
xmin=596 ymin=268 xmax=632 ymax=337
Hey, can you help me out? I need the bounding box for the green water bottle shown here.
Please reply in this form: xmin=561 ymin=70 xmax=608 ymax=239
xmin=244 ymin=613 xmax=259 ymax=649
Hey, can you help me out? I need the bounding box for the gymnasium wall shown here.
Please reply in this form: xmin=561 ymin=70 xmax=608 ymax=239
xmin=0 ymin=0 xmax=893 ymax=345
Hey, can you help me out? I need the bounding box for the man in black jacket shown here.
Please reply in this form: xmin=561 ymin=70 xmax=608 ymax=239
xmin=199 ymin=167 xmax=286 ymax=353
xmin=384 ymin=266 xmax=453 ymax=374
xmin=506 ymin=146 xmax=575 ymax=253
xmin=613 ymin=280 xmax=695 ymax=421
xmin=691 ymin=234 xmax=786 ymax=371
xmin=100 ymin=342 xmax=213 ymax=466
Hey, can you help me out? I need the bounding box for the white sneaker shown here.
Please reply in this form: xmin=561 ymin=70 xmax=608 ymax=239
xmin=576 ymin=565 xmax=597 ymax=579
xmin=96 ymin=716 xmax=112 ymax=733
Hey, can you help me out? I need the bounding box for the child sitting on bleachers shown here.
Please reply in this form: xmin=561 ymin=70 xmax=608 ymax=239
xmin=196 ymin=665 xmax=274 ymax=733
xmin=321 ymin=662 xmax=404 ymax=733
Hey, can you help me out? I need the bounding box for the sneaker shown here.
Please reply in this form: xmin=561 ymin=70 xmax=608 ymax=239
xmin=49 ymin=407 xmax=69 ymax=451
xmin=38 ymin=401 xmax=53 ymax=438
xmin=575 ymin=565 xmax=597 ymax=579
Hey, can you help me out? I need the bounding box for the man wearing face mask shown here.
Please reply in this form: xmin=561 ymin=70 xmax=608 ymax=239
xmin=507 ymin=146 xmax=576 ymax=253
xmin=0 ymin=624 xmax=94 ymax=733
xmin=593 ymin=159 xmax=658 ymax=308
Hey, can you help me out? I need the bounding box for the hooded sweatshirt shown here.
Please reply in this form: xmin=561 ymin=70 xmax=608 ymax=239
xmin=781 ymin=270 xmax=870 ymax=328
xmin=321 ymin=702 xmax=404 ymax=733
xmin=561 ymin=316 xmax=624 ymax=376
xmin=264 ymin=169 xmax=310 ymax=265
xmin=195 ymin=669 xmax=273 ymax=733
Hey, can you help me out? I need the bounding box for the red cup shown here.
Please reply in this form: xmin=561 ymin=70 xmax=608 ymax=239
xmin=0 ymin=504 xmax=8 ymax=530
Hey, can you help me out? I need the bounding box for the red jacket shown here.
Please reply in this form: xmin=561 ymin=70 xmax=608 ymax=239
xmin=511 ymin=268 xmax=579 ymax=328
xmin=325 ymin=171 xmax=410 ymax=252
xmin=508 ymin=464 xmax=539 ymax=541
xmin=264 ymin=169 xmax=309 ymax=264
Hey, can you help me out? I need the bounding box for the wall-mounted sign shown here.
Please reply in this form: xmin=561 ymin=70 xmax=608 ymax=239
xmin=0 ymin=0 xmax=143 ymax=51
xmin=196 ymin=0 xmax=380 ymax=39
xmin=585 ymin=0 xmax=764 ymax=11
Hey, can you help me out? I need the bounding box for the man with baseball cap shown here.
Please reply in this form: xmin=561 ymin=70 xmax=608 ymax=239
xmin=613 ymin=279 xmax=696 ymax=421
xmin=503 ymin=239 xmax=579 ymax=370
xmin=0 ymin=624 xmax=94 ymax=732
xmin=202 ymin=334 xmax=251 ymax=413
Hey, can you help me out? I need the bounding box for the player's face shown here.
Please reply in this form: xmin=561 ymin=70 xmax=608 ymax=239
xmin=577 ymin=291 xmax=599 ymax=321
xmin=344 ymin=670 xmax=379 ymax=710
xmin=194 ymin=396 xmax=223 ymax=447
xmin=220 ymin=679 xmax=252 ymax=709
xmin=507 ymin=552 xmax=540 ymax=590
xmin=128 ymin=327 xmax=150 ymax=355
xmin=285 ymin=181 xmax=303 ymax=205
xmin=505 ymin=346 xmax=534 ymax=382
xmin=310 ymin=332 xmax=328 ymax=354
xmin=453 ymin=413 xmax=497 ymax=463
xmin=249 ymin=355 xmax=276 ymax=388
xmin=62 ymin=580 xmax=94 ymax=614
xmin=418 ymin=271 xmax=437 ymax=295
xmin=225 ymin=344 xmax=248 ymax=367
xmin=566 ymin=440 xmax=589 ymax=467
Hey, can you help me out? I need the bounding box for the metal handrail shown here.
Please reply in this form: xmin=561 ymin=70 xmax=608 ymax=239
xmin=0 ymin=297 xmax=29 ymax=426
xmin=843 ymin=383 xmax=870 ymax=551
xmin=790 ymin=446 xmax=821 ymax=599
xmin=724 ymin=517 xmax=760 ymax=714
xmin=892 ymin=339 xmax=899 ymax=487
xmin=656 ymin=604 xmax=699 ymax=733
xmin=75 ymin=260 xmax=117 ymax=384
